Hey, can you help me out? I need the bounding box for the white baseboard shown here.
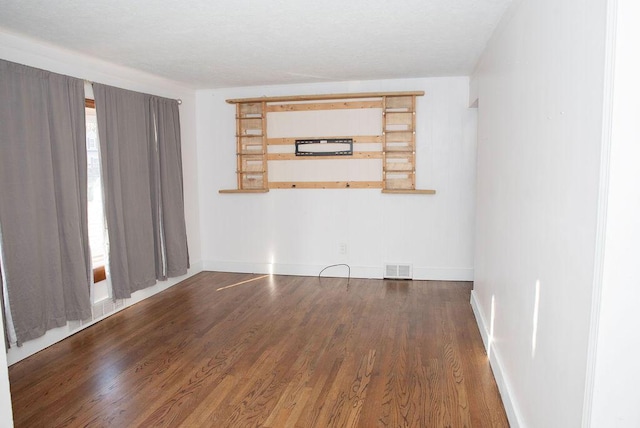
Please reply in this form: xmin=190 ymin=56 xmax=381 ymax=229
xmin=203 ymin=260 xmax=382 ymax=279
xmin=413 ymin=267 xmax=474 ymax=281
xmin=6 ymin=262 xmax=204 ymax=366
xmin=470 ymin=290 xmax=523 ymax=428
xmin=203 ymin=260 xmax=474 ymax=281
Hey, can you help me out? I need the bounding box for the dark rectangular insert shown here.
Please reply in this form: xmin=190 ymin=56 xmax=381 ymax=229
xmin=295 ymin=138 xmax=353 ymax=156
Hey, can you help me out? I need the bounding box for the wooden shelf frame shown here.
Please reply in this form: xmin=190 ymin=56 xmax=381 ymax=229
xmin=382 ymin=94 xmax=420 ymax=191
xmin=234 ymin=101 xmax=268 ymax=191
xmin=220 ymin=91 xmax=435 ymax=195
xmin=226 ymin=91 xmax=425 ymax=104
xmin=269 ymin=181 xmax=383 ymax=189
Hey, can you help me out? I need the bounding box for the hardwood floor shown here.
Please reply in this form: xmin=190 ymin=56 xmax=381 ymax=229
xmin=8 ymin=272 xmax=508 ymax=427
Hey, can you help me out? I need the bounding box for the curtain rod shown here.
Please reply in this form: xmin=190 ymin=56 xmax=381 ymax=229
xmin=83 ymin=79 xmax=182 ymax=105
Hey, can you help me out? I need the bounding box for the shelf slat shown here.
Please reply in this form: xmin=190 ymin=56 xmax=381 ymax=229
xmin=269 ymin=181 xmax=383 ymax=189
xmin=267 ymin=135 xmax=382 ymax=145
xmin=381 ymin=189 xmax=436 ymax=195
xmin=267 ymin=152 xmax=382 ymax=161
xmin=219 ymin=189 xmax=269 ymax=194
xmin=266 ymin=100 xmax=382 ymax=112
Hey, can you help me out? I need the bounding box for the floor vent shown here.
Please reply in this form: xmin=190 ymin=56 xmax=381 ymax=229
xmin=384 ymin=263 xmax=413 ymax=279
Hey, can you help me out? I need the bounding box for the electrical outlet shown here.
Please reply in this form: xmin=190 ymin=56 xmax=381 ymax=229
xmin=339 ymin=242 xmax=348 ymax=255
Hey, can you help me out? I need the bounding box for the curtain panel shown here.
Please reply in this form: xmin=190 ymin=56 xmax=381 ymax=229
xmin=150 ymin=97 xmax=189 ymax=279
xmin=0 ymin=60 xmax=91 ymax=345
xmin=93 ymin=85 xmax=188 ymax=299
xmin=93 ymin=85 xmax=157 ymax=298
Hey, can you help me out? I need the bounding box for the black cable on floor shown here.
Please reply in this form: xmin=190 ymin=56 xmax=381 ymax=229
xmin=318 ymin=264 xmax=351 ymax=283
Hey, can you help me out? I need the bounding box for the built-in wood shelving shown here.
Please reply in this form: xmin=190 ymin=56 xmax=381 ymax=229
xmin=220 ymin=91 xmax=435 ymax=195
xmin=382 ymin=95 xmax=417 ymax=191
xmin=234 ymin=101 xmax=268 ymax=191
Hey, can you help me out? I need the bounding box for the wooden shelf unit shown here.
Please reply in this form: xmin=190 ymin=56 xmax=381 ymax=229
xmin=235 ymin=102 xmax=267 ymax=191
xmin=221 ymin=91 xmax=435 ymax=194
xmin=382 ymin=95 xmax=417 ymax=191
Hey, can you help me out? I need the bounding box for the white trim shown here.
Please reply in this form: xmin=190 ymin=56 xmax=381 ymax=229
xmin=470 ymin=290 xmax=524 ymax=428
xmin=413 ymin=267 xmax=474 ymax=281
xmin=203 ymin=260 xmax=474 ymax=281
xmin=203 ymin=260 xmax=381 ymax=279
xmin=581 ymin=0 xmax=618 ymax=426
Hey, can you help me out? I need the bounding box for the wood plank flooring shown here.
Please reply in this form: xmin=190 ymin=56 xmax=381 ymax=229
xmin=8 ymin=272 xmax=508 ymax=427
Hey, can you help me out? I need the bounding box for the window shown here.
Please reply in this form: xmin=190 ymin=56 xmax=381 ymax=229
xmin=85 ymin=99 xmax=107 ymax=283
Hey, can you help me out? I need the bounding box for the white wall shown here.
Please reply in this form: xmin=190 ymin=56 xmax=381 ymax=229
xmin=470 ymin=0 xmax=607 ymax=426
xmin=197 ymin=77 xmax=477 ymax=280
xmin=0 ymin=29 xmax=203 ymax=366
xmin=589 ymin=0 xmax=640 ymax=425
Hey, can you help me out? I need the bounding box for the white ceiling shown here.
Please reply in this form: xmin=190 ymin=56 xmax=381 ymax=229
xmin=0 ymin=0 xmax=512 ymax=88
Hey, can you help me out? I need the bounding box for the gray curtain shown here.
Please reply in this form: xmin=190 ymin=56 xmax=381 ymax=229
xmin=94 ymin=85 xmax=189 ymax=299
xmin=0 ymin=60 xmax=91 ymax=345
xmin=93 ymin=85 xmax=157 ymax=299
xmin=150 ymin=97 xmax=189 ymax=279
